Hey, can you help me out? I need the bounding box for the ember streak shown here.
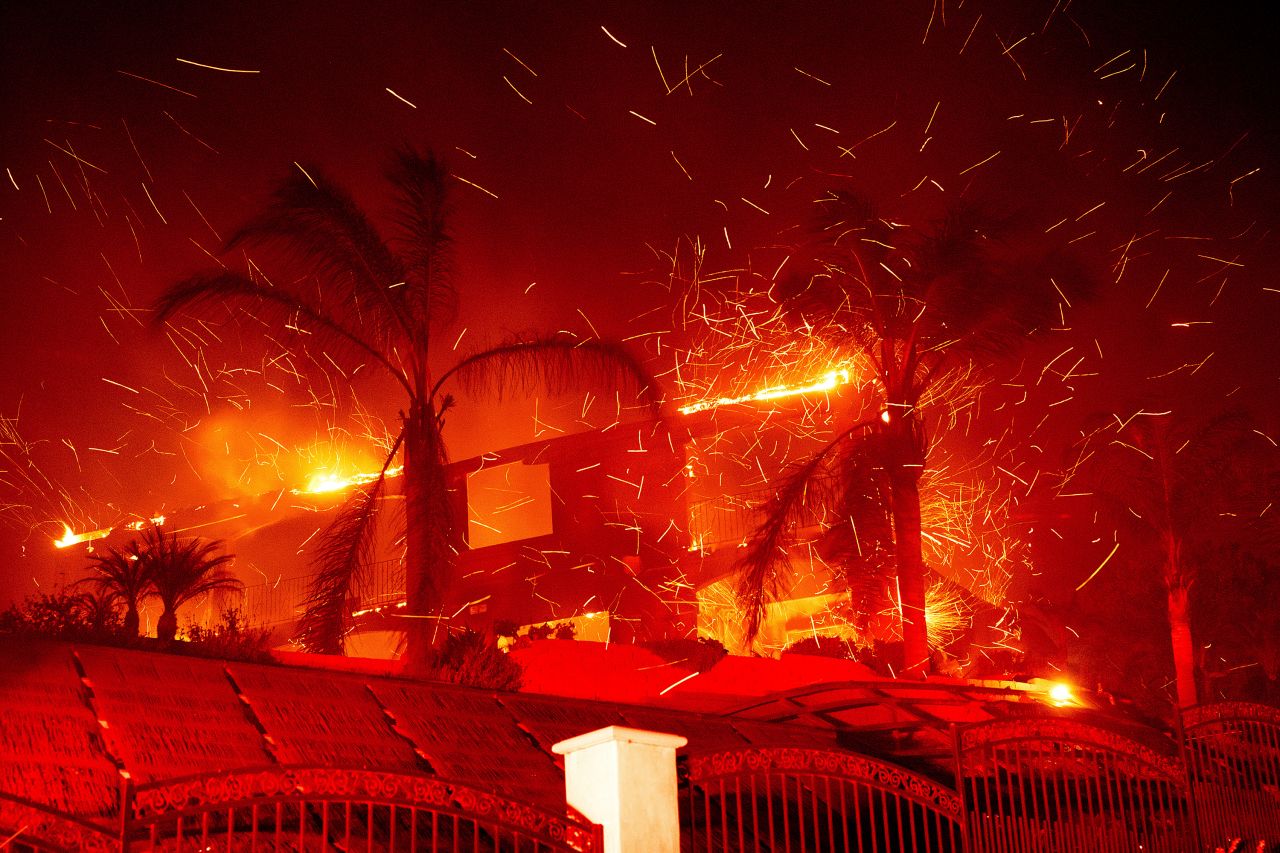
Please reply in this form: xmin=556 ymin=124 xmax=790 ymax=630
xmin=1 ymin=2 xmax=1275 ymax=696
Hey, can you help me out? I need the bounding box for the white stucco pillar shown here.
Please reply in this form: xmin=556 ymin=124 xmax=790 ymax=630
xmin=552 ymin=725 xmax=687 ymax=853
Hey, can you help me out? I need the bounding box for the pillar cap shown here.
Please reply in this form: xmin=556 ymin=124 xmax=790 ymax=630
xmin=552 ymin=725 xmax=688 ymax=755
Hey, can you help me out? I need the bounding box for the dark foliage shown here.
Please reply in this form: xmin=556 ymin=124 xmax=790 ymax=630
xmin=737 ymin=192 xmax=1090 ymax=667
xmin=0 ymin=590 xmax=124 ymax=640
xmin=0 ymin=594 xmax=274 ymax=665
xmin=420 ymin=629 xmax=523 ymax=690
xmin=184 ymin=608 xmax=275 ymax=663
xmin=156 ymin=148 xmax=655 ymax=658
xmin=641 ymin=637 xmax=729 ymax=672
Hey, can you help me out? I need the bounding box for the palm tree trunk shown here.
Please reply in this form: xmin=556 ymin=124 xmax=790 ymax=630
xmin=124 ymin=607 xmax=140 ymax=637
xmin=889 ymin=470 xmax=931 ymax=674
xmin=1167 ymin=583 xmax=1198 ymax=708
xmin=402 ymin=401 xmax=456 ymax=669
xmin=157 ymin=609 xmax=178 ymax=642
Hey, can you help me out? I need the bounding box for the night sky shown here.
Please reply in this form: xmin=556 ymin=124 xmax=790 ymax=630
xmin=1 ymin=0 xmax=1276 ymax=606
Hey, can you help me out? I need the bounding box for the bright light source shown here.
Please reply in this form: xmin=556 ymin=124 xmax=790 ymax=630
xmin=1048 ymin=682 xmax=1073 ymax=706
xmin=293 ymin=465 xmax=403 ymax=495
xmin=880 ymin=410 xmax=891 ymax=423
xmin=53 ymin=524 xmax=112 ymax=549
xmin=678 ymin=367 xmax=852 ymax=415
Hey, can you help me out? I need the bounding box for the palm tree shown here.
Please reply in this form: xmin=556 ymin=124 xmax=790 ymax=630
xmin=155 ymin=149 xmax=654 ymax=662
xmin=737 ymin=194 xmax=1085 ymax=673
xmin=77 ymin=538 xmax=152 ymax=636
xmin=1066 ymin=411 xmax=1270 ymax=709
xmin=137 ymin=525 xmax=240 ymax=642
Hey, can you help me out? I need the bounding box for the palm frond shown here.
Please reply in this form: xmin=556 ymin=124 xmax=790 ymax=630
xmin=434 ymin=335 xmax=659 ymax=414
xmin=736 ymin=419 xmax=879 ymax=643
xmin=154 ymin=270 xmax=411 ymax=393
xmin=386 ymin=148 xmax=457 ymax=334
xmin=141 ymin=526 xmax=240 ymax=611
xmin=297 ymin=433 xmax=402 ymax=654
xmin=812 ymin=190 xmax=891 ymax=258
xmin=226 ymin=163 xmax=413 ymax=345
xmin=77 ymin=540 xmax=151 ymax=603
xmin=821 ymin=437 xmax=898 ymax=621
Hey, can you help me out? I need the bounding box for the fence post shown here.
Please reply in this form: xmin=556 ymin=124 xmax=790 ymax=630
xmin=553 ymin=726 xmax=688 ymax=853
xmin=118 ymin=775 xmax=134 ymax=853
xmin=1174 ymin=706 xmax=1206 ymax=851
xmin=950 ymin=724 xmax=974 ymax=853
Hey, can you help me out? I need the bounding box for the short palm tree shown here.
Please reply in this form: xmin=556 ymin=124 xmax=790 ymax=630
xmin=737 ymin=193 xmax=1086 ymax=673
xmin=77 ymin=539 xmax=151 ymax=636
xmin=137 ymin=525 xmax=240 ymax=642
xmin=155 ymin=149 xmax=653 ymax=662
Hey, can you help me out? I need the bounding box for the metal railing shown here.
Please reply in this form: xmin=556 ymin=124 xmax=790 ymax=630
xmin=684 ymin=746 xmax=964 ymax=852
xmin=122 ymin=765 xmax=602 ymax=853
xmin=687 ymin=479 xmax=837 ymax=553
xmin=1181 ymin=701 xmax=1280 ymax=847
xmin=8 ymin=704 xmax=1280 ymax=851
xmin=0 ymin=767 xmax=604 ymax=852
xmin=954 ymin=716 xmax=1194 ymax=852
xmin=682 ymin=705 xmax=1280 ymax=851
xmin=231 ymin=558 xmax=405 ymax=628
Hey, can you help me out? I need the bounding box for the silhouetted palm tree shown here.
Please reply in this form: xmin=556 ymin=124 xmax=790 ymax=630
xmin=77 ymin=539 xmax=151 ymax=636
xmin=137 ymin=525 xmax=239 ymax=642
xmin=155 ymin=149 xmax=653 ymax=661
xmin=1066 ymin=411 xmax=1271 ymax=709
xmin=738 ymin=194 xmax=1085 ymax=673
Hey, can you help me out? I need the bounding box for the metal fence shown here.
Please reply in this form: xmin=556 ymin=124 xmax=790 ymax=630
xmin=684 ymin=747 xmax=964 ymax=852
xmin=680 ymin=704 xmax=1280 ymax=852
xmin=1 ymin=767 xmax=603 ymax=852
xmin=954 ymin=716 xmax=1193 ymax=852
xmin=231 ymin=558 xmax=405 ymax=629
xmin=7 ymin=705 xmax=1280 ymax=852
xmin=1181 ymin=701 xmax=1280 ymax=846
xmin=688 ymin=482 xmax=832 ymax=553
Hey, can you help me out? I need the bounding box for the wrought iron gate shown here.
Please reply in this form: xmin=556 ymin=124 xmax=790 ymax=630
xmin=120 ymin=766 xmax=602 ymax=852
xmin=954 ymin=716 xmax=1194 ymax=852
xmin=0 ymin=791 xmax=117 ymax=852
xmin=684 ymin=746 xmax=964 ymax=852
xmin=1181 ymin=701 xmax=1280 ymax=848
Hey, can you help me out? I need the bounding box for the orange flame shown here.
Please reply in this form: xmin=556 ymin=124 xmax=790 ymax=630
xmin=679 ymin=368 xmax=852 ymax=415
xmin=53 ymin=523 xmax=112 ymax=549
xmin=293 ymin=466 xmax=403 ymax=495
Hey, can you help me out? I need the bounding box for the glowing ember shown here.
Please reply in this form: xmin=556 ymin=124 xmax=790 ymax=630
xmin=679 ymin=368 xmax=852 ymax=415
xmin=52 ymin=523 xmax=112 ymax=549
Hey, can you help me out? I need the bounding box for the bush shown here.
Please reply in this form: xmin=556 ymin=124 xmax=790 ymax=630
xmin=641 ymin=637 xmax=728 ymax=672
xmin=0 ymin=591 xmax=124 ymax=641
xmin=526 ymin=621 xmax=576 ymax=641
xmin=184 ymin=608 xmax=274 ymax=663
xmin=784 ymin=636 xmax=859 ymax=660
xmin=422 ymin=629 xmax=523 ymax=690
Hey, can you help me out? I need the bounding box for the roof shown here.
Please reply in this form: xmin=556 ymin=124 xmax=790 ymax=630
xmin=0 ymin=638 xmax=1137 ymax=819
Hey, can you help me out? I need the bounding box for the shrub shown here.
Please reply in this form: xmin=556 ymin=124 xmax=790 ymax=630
xmin=422 ymin=629 xmax=522 ymax=690
xmin=642 ymin=637 xmax=728 ymax=672
xmin=184 ymin=608 xmax=274 ymax=663
xmin=0 ymin=591 xmax=124 ymax=641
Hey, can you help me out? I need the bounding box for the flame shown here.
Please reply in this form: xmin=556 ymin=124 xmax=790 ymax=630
xmin=679 ymin=368 xmax=852 ymax=415
xmin=293 ymin=465 xmax=403 ymax=495
xmin=53 ymin=523 xmax=112 ymax=549
xmin=124 ymin=515 xmax=166 ymax=531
